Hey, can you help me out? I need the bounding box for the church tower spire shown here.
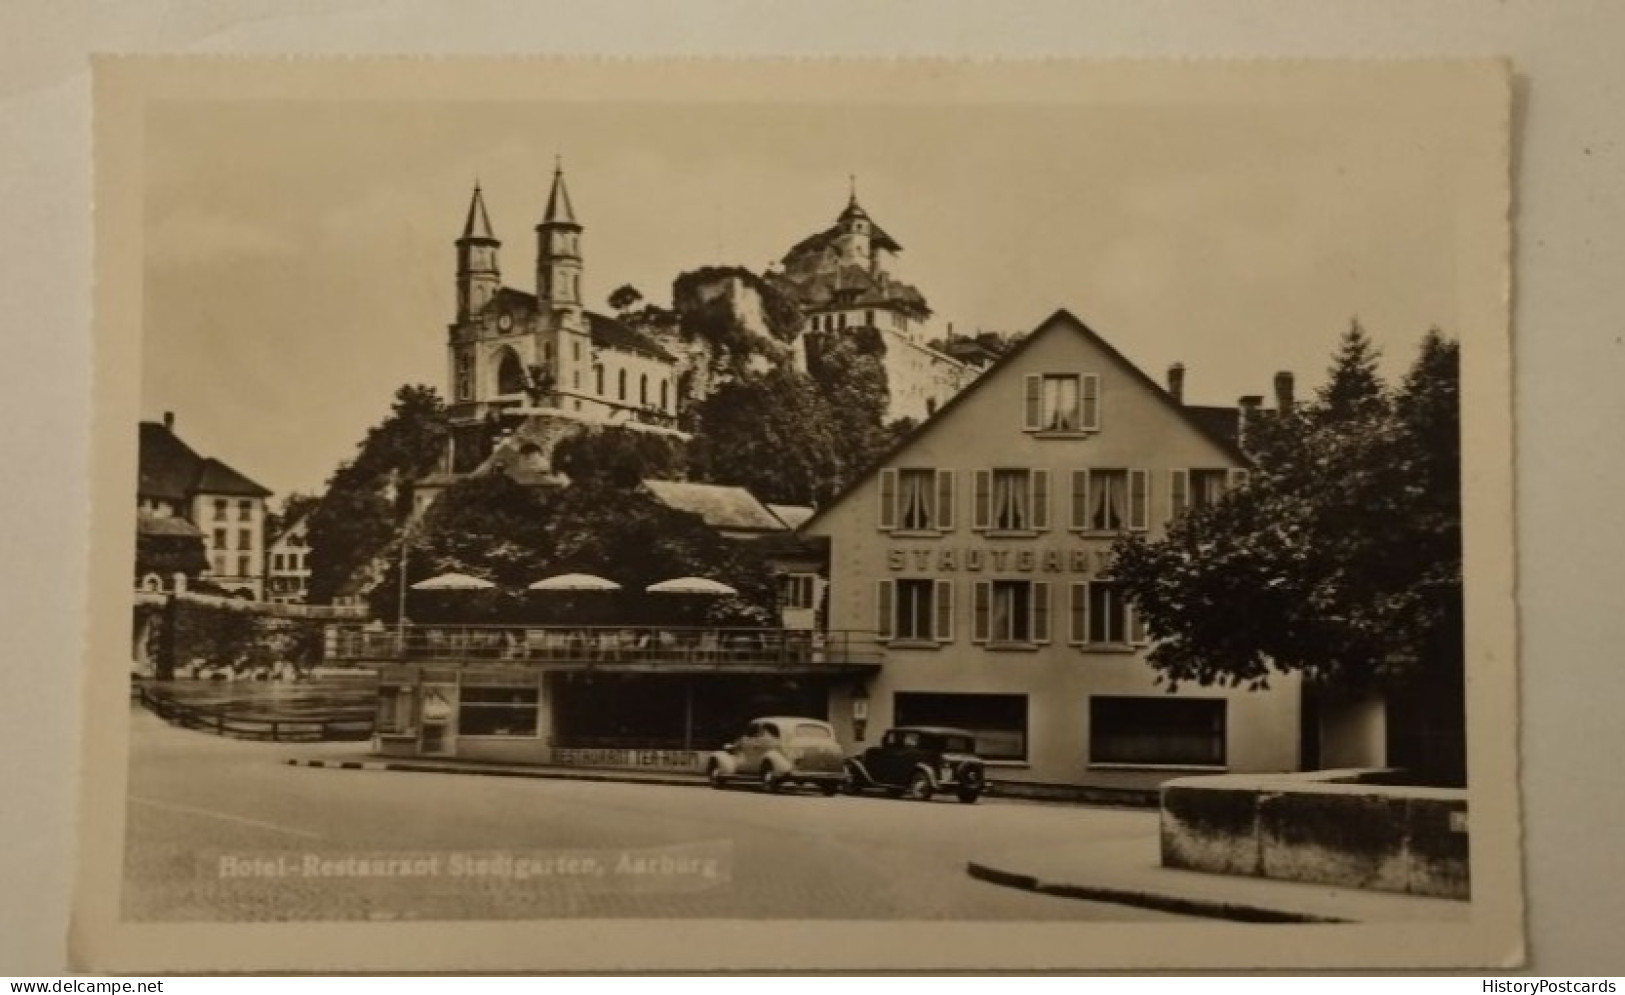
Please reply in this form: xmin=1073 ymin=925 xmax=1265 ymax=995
xmin=536 ymin=160 xmax=583 ymax=307
xmin=454 ymin=181 xmax=500 ymax=321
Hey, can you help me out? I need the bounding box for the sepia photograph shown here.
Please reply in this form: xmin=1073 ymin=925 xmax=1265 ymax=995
xmin=75 ymin=57 xmax=1519 ymax=972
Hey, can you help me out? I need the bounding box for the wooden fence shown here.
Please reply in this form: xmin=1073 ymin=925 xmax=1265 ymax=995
xmin=135 ymin=683 xmax=375 ymax=743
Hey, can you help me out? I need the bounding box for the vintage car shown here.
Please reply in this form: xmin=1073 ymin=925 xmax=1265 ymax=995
xmin=705 ymin=716 xmax=849 ymax=795
xmin=844 ymin=725 xmax=987 ymax=803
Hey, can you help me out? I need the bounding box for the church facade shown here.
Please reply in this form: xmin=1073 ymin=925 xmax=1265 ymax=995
xmin=442 ymin=166 xmax=683 ymax=476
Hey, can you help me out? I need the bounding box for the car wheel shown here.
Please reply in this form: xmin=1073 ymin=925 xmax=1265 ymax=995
xmin=841 ymin=768 xmax=862 ymax=795
xmin=707 ymin=763 xmax=727 ymax=790
xmin=956 ymin=788 xmax=981 ymax=804
xmin=906 ymin=769 xmax=934 ymax=802
xmin=760 ymin=763 xmax=783 ymax=794
xmin=819 ymin=779 xmax=841 ymax=797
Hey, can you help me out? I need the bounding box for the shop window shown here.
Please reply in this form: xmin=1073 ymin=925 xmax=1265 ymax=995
xmin=458 ymin=685 xmax=541 ymax=737
xmin=895 ymin=691 xmax=1027 ymax=761
xmin=1068 ymin=581 xmax=1147 ymax=647
xmin=778 ymin=573 xmax=817 ymax=611
xmin=1170 ymin=467 xmax=1249 ymax=520
xmin=1070 ymin=468 xmax=1149 ymax=532
xmin=877 ymin=578 xmax=953 ymax=643
xmin=1024 ymin=373 xmax=1099 ymax=433
xmin=972 ymin=580 xmax=1051 ymax=646
xmin=1089 ymin=696 xmax=1226 ymax=767
xmin=972 ymin=468 xmax=1049 ymax=533
xmin=376 ymin=686 xmax=417 ymax=736
xmin=878 ymin=468 xmax=954 ymax=532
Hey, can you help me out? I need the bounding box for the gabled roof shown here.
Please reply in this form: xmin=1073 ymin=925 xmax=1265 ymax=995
xmin=136 ymin=512 xmax=203 ymax=538
xmin=798 ymin=308 xmax=1252 ymax=536
xmin=138 ymin=421 xmax=271 ymax=502
xmin=766 ymin=503 xmax=814 ymax=530
xmin=642 ymin=479 xmax=787 ymax=535
xmin=587 ymin=311 xmax=675 ymax=363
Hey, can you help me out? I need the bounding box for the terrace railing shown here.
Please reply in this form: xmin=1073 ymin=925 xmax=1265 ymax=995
xmin=324 ymin=624 xmax=884 ymax=670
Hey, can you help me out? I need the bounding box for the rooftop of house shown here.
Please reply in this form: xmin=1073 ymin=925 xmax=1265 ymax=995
xmin=138 ymin=419 xmax=272 ymax=503
xmin=136 ymin=511 xmax=204 ymax=538
xmin=642 ymin=479 xmax=789 ymax=535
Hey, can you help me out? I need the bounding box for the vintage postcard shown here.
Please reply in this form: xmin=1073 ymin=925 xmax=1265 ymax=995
xmin=75 ymin=57 xmax=1520 ymax=972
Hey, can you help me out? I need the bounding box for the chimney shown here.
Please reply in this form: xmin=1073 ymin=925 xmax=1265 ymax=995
xmin=1273 ymin=371 xmax=1295 ymax=411
xmin=163 ymin=411 xmax=175 ymax=431
xmin=1167 ymin=363 xmax=1186 ymax=404
xmin=1237 ymin=395 xmax=1264 ymax=446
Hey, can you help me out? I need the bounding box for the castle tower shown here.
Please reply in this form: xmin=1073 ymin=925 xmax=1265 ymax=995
xmin=455 ymin=182 xmax=501 ymax=321
xmin=535 ymin=161 xmax=592 ymax=401
xmin=833 ymin=178 xmax=875 ymax=273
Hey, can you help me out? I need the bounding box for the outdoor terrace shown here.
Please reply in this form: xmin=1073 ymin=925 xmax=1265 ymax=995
xmin=324 ymin=623 xmax=884 ymax=674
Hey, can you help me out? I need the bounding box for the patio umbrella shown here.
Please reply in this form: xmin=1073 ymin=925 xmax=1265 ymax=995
xmin=528 ymin=573 xmax=622 ymax=592
xmin=646 ymin=576 xmax=738 ymax=596
xmin=410 ymin=572 xmax=496 ymax=591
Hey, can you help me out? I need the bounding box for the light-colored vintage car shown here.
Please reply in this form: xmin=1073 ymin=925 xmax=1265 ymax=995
xmin=706 ymin=716 xmax=848 ymax=795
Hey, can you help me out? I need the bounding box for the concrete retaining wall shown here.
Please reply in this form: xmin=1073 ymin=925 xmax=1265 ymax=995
xmin=1160 ymin=770 xmax=1469 ymax=900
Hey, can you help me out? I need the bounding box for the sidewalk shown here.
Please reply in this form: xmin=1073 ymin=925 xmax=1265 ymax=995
xmin=965 ymin=817 xmax=1473 ymax=924
xmin=285 ymin=752 xmax=709 ymax=788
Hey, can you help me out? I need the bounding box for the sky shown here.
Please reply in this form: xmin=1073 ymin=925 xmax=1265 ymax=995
xmin=141 ymin=72 xmax=1496 ymax=500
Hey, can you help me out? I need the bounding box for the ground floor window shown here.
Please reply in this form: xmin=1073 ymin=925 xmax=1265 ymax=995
xmin=894 ymin=691 xmax=1027 ymax=761
xmin=376 ymin=685 xmax=416 ymax=735
xmin=1089 ymin=696 xmax=1226 ymax=767
xmin=457 ymin=685 xmax=541 ymax=737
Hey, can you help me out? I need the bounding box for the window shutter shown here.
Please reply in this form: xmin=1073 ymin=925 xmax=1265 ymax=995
xmin=1069 ymin=582 xmax=1089 ymax=646
xmin=1228 ymin=467 xmax=1250 ymax=491
xmin=1129 ymin=469 xmax=1150 ymax=531
xmin=1023 ymin=375 xmax=1042 ymax=431
xmin=876 ymin=580 xmax=894 ymax=641
xmin=973 ymin=470 xmax=991 ymax=531
xmin=934 ymin=580 xmax=954 ymax=643
xmin=1070 ymin=470 xmax=1089 ymax=531
xmin=878 ymin=469 xmax=897 ymax=531
xmin=1170 ymin=469 xmax=1189 ymax=521
xmin=1031 ymin=582 xmax=1052 ymax=644
xmin=936 ymin=469 xmax=955 ymax=531
xmin=1031 ymin=469 xmax=1051 ymax=531
xmin=972 ymin=581 xmax=991 ymax=644
xmin=1081 ymin=374 xmax=1101 ymax=430
xmin=1129 ymin=600 xmax=1149 ymax=645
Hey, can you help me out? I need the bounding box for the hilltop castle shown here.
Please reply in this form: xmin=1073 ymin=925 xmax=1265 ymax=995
xmin=432 ymin=167 xmax=976 ymax=492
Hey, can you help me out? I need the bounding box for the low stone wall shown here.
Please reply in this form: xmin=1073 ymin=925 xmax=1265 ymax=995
xmin=1160 ymin=770 xmax=1469 ymax=900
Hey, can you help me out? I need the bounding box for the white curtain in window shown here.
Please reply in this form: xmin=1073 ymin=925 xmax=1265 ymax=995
xmin=899 ymin=472 xmax=932 ymax=530
xmin=1090 ymin=472 xmax=1126 ymax=530
xmin=991 ymin=584 xmax=1015 ymax=641
xmin=1197 ymin=471 xmax=1227 ymax=507
xmin=992 ymin=472 xmax=1029 ymax=530
xmin=1045 ymin=376 xmax=1079 ymax=430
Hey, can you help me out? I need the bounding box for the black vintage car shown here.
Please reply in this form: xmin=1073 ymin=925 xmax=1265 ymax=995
xmin=844 ymin=725 xmax=986 ymax=803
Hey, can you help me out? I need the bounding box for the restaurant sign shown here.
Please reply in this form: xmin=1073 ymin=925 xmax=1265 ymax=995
xmin=887 ymin=547 xmax=1116 ymax=576
xmin=546 ymin=747 xmax=704 ymax=773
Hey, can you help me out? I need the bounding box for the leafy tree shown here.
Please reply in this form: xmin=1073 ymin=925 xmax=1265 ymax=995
xmin=1109 ymin=325 xmax=1465 ymax=784
xmin=804 ymin=326 xmax=893 ymax=476
xmin=608 ymin=284 xmax=644 ymax=314
xmin=265 ymin=491 xmax=321 ymax=542
xmin=687 ymin=367 xmax=845 ymax=506
xmin=306 ymin=385 xmax=448 ymax=603
xmin=552 ymin=426 xmax=688 ymax=488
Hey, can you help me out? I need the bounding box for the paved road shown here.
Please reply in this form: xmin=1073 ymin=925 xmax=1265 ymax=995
xmin=123 ymin=706 xmax=1182 ymax=922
